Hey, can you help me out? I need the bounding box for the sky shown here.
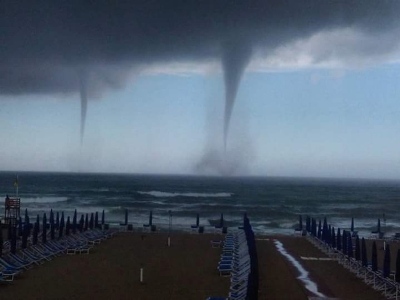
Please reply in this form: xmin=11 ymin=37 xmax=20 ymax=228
xmin=1 ymin=1 xmax=400 ymax=179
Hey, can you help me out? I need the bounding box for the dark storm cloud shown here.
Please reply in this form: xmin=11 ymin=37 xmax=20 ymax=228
xmin=1 ymin=0 xmax=399 ymax=95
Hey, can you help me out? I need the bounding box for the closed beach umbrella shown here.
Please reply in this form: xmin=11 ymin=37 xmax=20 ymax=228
xmin=361 ymin=238 xmax=367 ymax=267
xmin=299 ymin=215 xmax=303 ymax=230
xmin=317 ymin=220 xmax=321 ymax=239
xmin=101 ymin=210 xmax=105 ymax=225
xmin=10 ymin=227 xmax=17 ymax=254
xmin=42 ymin=213 xmax=47 ymax=244
xmin=18 ymin=217 xmax=23 ymax=237
xmin=21 ymin=223 xmax=28 ymax=249
xmin=347 ymin=233 xmax=353 ymax=258
xmin=371 ymin=241 xmax=378 ymax=272
xmin=196 ymin=213 xmax=200 ymax=227
xmin=79 ymin=214 xmax=84 ymax=232
xmin=24 ymin=209 xmax=31 ymax=237
xmin=395 ymin=249 xmax=400 ymax=283
xmin=89 ymin=213 xmax=94 ymax=229
xmin=377 ymin=218 xmax=381 ymax=233
xmin=72 ymin=209 xmax=77 ymax=234
xmin=383 ymin=244 xmax=391 ymax=278
xmin=355 ymin=236 xmax=360 ymax=261
xmin=50 ymin=216 xmax=55 ymax=240
xmin=56 ymin=211 xmax=60 ymax=229
xmin=59 ymin=212 xmax=65 ymax=239
xmin=33 ymin=221 xmax=38 ymax=245
xmin=149 ymin=210 xmax=153 ymax=226
xmin=327 ymin=225 xmax=331 ymax=245
xmin=331 ymin=227 xmax=336 ymax=248
xmin=95 ymin=211 xmax=99 ymax=228
xmin=351 ymin=217 xmax=354 ymax=232
xmin=0 ymin=225 xmax=3 ymax=256
xmin=306 ymin=216 xmax=310 ymax=232
xmin=50 ymin=209 xmax=54 ymax=226
xmin=66 ymin=216 xmax=71 ymax=236
xmin=7 ymin=220 xmax=12 ymax=240
xmin=322 ymin=217 xmax=328 ymax=242
xmin=342 ymin=230 xmax=347 ymax=255
xmin=85 ymin=213 xmax=89 ymax=231
xmin=124 ymin=209 xmax=128 ymax=225
xmin=337 ymin=228 xmax=342 ymax=251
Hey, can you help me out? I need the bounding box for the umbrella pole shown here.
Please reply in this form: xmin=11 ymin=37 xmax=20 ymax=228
xmin=140 ymin=266 xmax=144 ymax=283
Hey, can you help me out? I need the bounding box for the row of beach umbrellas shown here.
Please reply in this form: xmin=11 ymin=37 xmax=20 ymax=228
xmin=121 ymin=210 xmax=216 ymax=228
xmin=1 ymin=209 xmax=106 ymax=255
xmin=303 ymin=215 xmax=399 ymax=282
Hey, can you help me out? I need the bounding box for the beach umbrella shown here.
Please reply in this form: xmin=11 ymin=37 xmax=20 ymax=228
xmin=337 ymin=228 xmax=342 ymax=251
xmin=327 ymin=224 xmax=331 ymax=245
xmin=347 ymin=233 xmax=353 ymax=258
xmin=317 ymin=220 xmax=321 ymax=239
xmin=196 ymin=213 xmax=200 ymax=227
xmin=50 ymin=209 xmax=54 ymax=226
xmin=299 ymin=215 xmax=303 ymax=230
xmin=351 ymin=217 xmax=354 ymax=232
xmin=32 ymin=221 xmax=38 ymax=245
xmin=72 ymin=209 xmax=77 ymax=234
xmin=361 ymin=238 xmax=367 ymax=267
xmin=306 ymin=216 xmax=310 ymax=232
xmin=322 ymin=217 xmax=328 ymax=242
xmin=124 ymin=209 xmax=128 ymax=225
xmin=310 ymin=218 xmax=314 ymax=236
xmin=383 ymin=244 xmax=391 ymax=278
xmin=95 ymin=211 xmax=99 ymax=228
xmin=342 ymin=231 xmax=347 ymax=256
xmin=10 ymin=226 xmax=17 ymax=254
xmin=355 ymin=235 xmax=360 ymax=261
xmin=149 ymin=210 xmax=153 ymax=226
xmin=36 ymin=214 xmax=40 ymax=226
xmin=59 ymin=212 xmax=65 ymax=239
xmin=85 ymin=213 xmax=89 ymax=231
xmin=7 ymin=220 xmax=12 ymax=240
xmin=0 ymin=225 xmax=3 ymax=256
xmin=50 ymin=213 xmax=55 ymax=240
xmin=371 ymin=241 xmax=378 ymax=272
xmin=42 ymin=213 xmax=47 ymax=244
xmin=89 ymin=213 xmax=94 ymax=229
xmin=79 ymin=214 xmax=84 ymax=232
xmin=21 ymin=223 xmax=28 ymax=249
xmin=395 ymin=249 xmax=400 ymax=283
xmin=219 ymin=213 xmax=224 ymax=228
xmin=331 ymin=227 xmax=336 ymax=248
xmin=101 ymin=210 xmax=105 ymax=226
xmin=18 ymin=216 xmax=23 ymax=237
xmin=24 ymin=209 xmax=31 ymax=237
xmin=56 ymin=211 xmax=60 ymax=229
xmin=66 ymin=216 xmax=71 ymax=236
xmin=377 ymin=218 xmax=381 ymax=233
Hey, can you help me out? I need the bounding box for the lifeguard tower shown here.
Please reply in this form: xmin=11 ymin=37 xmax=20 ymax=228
xmin=4 ymin=195 xmax=20 ymax=227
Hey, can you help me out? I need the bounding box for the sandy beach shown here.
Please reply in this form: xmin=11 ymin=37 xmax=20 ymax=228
xmin=0 ymin=230 xmax=396 ymax=299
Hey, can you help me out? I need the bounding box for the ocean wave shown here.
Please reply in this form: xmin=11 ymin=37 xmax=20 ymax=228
xmin=137 ymin=191 xmax=233 ymax=198
xmin=22 ymin=196 xmax=69 ymax=204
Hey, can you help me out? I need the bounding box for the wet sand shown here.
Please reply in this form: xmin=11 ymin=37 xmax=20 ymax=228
xmin=0 ymin=231 xmax=395 ymax=299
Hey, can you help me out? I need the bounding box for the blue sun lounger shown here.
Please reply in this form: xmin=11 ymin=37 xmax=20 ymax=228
xmin=6 ymin=253 xmax=34 ymax=269
xmin=0 ymin=271 xmax=15 ymax=282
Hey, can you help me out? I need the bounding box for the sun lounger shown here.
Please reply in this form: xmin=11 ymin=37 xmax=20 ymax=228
xmin=0 ymin=271 xmax=15 ymax=282
xmin=6 ymin=253 xmax=34 ymax=269
xmin=0 ymin=258 xmax=24 ymax=275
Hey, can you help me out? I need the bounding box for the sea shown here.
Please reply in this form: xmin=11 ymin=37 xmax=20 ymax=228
xmin=1 ymin=171 xmax=400 ymax=237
